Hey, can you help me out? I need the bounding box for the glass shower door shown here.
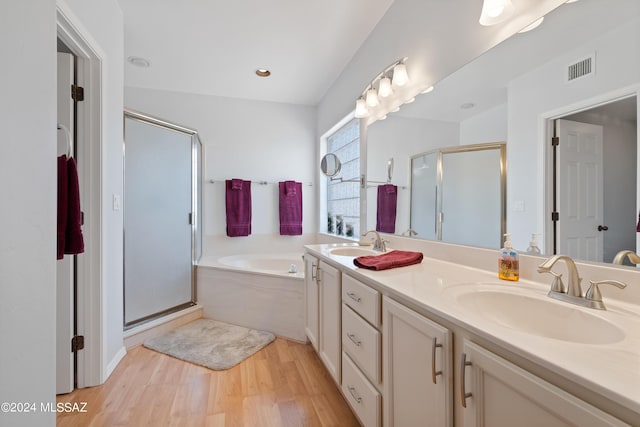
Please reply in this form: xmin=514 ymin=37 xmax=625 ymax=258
xmin=124 ymin=111 xmax=200 ymax=327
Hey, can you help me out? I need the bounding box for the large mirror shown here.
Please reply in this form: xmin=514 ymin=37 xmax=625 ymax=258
xmin=365 ymin=0 xmax=639 ymax=267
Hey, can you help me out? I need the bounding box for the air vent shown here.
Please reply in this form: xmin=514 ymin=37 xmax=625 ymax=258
xmin=566 ymin=54 xmax=595 ymax=83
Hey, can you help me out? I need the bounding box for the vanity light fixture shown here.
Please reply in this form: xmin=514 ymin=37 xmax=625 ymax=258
xmin=479 ymin=0 xmax=514 ymax=26
xmin=354 ymin=57 xmax=428 ymax=121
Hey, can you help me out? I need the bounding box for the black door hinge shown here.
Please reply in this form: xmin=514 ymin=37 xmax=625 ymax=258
xmin=551 ymin=212 xmax=559 ymax=221
xmin=71 ymin=335 xmax=85 ymax=352
xmin=552 ymin=136 xmax=559 ymax=146
xmin=71 ymin=84 xmax=85 ymax=102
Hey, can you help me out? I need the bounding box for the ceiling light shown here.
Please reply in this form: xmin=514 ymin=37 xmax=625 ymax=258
xmin=479 ymin=0 xmax=514 ymax=26
xmin=127 ymin=56 xmax=150 ymax=68
xmin=378 ymin=76 xmax=393 ymax=98
xmin=565 ymin=0 xmax=579 ymax=3
xmin=392 ymin=62 xmax=409 ymax=87
xmin=519 ymin=17 xmax=544 ymax=33
xmin=255 ymin=68 xmax=271 ymax=77
xmin=421 ymin=85 xmax=434 ymax=94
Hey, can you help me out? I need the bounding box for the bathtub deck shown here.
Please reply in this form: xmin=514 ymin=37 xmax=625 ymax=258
xmin=56 ymin=337 xmax=360 ymax=427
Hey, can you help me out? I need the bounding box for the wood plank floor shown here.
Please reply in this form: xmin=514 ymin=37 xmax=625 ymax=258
xmin=56 ymin=338 xmax=361 ymax=427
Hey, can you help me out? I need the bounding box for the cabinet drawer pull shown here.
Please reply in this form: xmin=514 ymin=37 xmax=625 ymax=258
xmin=347 ymin=385 xmax=363 ymax=403
xmin=346 ymin=292 xmax=361 ymax=303
xmin=460 ymin=352 xmax=472 ymax=408
xmin=431 ymin=337 xmax=443 ymax=384
xmin=347 ymin=332 xmax=362 ymax=347
xmin=311 ymin=264 xmax=317 ymax=281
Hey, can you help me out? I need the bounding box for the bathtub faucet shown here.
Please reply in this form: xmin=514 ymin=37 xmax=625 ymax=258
xmin=362 ymin=230 xmax=387 ymax=252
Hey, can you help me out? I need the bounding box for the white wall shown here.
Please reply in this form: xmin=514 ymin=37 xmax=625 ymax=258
xmin=366 ymin=116 xmax=459 ymax=232
xmin=460 ymin=103 xmax=508 ymax=146
xmin=508 ymin=17 xmax=640 ymax=251
xmin=0 ymin=1 xmax=57 ymax=425
xmin=125 ymin=87 xmax=318 ymax=256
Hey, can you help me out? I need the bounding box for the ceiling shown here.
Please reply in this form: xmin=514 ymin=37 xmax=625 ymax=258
xmin=119 ymin=0 xmax=394 ymax=106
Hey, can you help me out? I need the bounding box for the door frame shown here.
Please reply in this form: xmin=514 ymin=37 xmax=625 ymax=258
xmin=57 ymin=5 xmax=104 ymax=388
xmin=541 ymin=84 xmax=640 ymax=256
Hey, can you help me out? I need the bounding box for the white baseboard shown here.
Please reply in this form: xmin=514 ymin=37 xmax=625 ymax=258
xmin=104 ymin=346 xmax=127 ymax=381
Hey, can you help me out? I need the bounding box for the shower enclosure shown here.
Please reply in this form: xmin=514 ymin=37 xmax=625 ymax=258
xmin=123 ymin=110 xmax=202 ymax=328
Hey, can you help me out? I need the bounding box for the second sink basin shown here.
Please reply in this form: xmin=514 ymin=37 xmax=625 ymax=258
xmin=449 ymin=283 xmax=625 ymax=345
xmin=329 ymin=247 xmax=379 ymax=257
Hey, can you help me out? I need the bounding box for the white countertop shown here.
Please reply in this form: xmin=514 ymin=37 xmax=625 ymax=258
xmin=304 ymin=243 xmax=640 ymax=419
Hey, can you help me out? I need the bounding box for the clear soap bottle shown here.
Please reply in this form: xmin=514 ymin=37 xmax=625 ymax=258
xmin=526 ymin=233 xmax=541 ymax=255
xmin=498 ymin=233 xmax=519 ymax=281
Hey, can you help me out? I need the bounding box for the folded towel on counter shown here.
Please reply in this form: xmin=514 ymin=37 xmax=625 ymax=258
xmin=376 ymin=184 xmax=397 ymax=234
xmin=354 ymin=250 xmax=423 ymax=271
xmin=225 ymin=179 xmax=252 ymax=237
xmin=279 ymin=181 xmax=302 ymax=235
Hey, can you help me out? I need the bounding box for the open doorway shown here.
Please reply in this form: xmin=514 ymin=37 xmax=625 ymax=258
xmin=551 ymin=96 xmax=637 ymax=263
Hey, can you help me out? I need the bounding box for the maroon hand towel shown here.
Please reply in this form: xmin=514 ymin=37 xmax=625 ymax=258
xmin=57 ymin=155 xmax=68 ymax=260
xmin=354 ymin=250 xmax=423 ymax=271
xmin=376 ymin=184 xmax=397 ymax=233
xmin=279 ymin=181 xmax=302 ymax=235
xmin=64 ymin=157 xmax=85 ymax=255
xmin=226 ymin=179 xmax=252 ymax=237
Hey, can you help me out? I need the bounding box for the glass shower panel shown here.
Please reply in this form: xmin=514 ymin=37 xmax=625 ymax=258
xmin=441 ymin=148 xmax=503 ymax=249
xmin=124 ymin=116 xmax=195 ymax=326
xmin=410 ymin=152 xmax=439 ymax=240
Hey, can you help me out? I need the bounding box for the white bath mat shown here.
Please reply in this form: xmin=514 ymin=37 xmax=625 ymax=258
xmin=143 ymin=318 xmax=275 ymax=370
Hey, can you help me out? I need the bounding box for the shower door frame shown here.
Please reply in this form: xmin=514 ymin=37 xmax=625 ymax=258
xmin=123 ymin=109 xmax=202 ymax=329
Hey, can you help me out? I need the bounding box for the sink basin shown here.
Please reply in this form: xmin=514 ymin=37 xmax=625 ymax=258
xmin=329 ymin=247 xmax=379 ymax=257
xmin=450 ymin=284 xmax=624 ymax=344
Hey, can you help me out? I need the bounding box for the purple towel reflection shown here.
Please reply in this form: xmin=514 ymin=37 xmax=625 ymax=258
xmin=376 ymin=184 xmax=397 ymax=234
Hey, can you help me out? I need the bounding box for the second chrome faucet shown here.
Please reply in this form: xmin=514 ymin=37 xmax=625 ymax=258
xmin=537 ymin=254 xmax=626 ymax=310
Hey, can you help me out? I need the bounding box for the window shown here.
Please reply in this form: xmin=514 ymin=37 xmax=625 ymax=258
xmin=326 ymin=118 xmax=360 ymax=238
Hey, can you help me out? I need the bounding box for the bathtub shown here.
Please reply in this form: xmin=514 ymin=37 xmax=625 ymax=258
xmin=197 ymin=253 xmax=306 ymax=341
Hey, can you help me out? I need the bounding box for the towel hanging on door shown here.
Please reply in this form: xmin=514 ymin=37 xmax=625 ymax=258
xmin=57 ymin=155 xmax=85 ymax=259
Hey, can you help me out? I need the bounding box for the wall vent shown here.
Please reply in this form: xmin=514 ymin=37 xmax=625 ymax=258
xmin=566 ymin=53 xmax=595 ymax=83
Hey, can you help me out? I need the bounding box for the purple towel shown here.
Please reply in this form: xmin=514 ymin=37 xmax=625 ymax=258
xmin=57 ymin=155 xmax=68 ymax=260
xmin=225 ymin=179 xmax=252 ymax=237
xmin=279 ymin=181 xmax=302 ymax=235
xmin=376 ymin=184 xmax=397 ymax=234
xmin=64 ymin=157 xmax=84 ymax=255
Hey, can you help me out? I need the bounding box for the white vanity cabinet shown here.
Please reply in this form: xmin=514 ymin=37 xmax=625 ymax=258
xmin=459 ymin=341 xmax=629 ymax=427
xmin=304 ymin=255 xmax=342 ymax=384
xmin=304 ymin=253 xmax=319 ymax=351
xmin=383 ymin=296 xmax=453 ymax=427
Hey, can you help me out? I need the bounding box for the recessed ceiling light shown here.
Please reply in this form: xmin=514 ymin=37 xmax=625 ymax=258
xmin=461 ymin=102 xmax=476 ymax=109
xmin=127 ymin=56 xmax=150 ymax=68
xmin=255 ymin=69 xmax=271 ymax=77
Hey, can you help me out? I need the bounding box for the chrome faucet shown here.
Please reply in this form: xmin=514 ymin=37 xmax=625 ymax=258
xmin=612 ymin=250 xmax=640 ymax=265
xmin=362 ymin=230 xmax=387 ymax=252
xmin=537 ymin=255 xmax=582 ymax=297
xmin=402 ymin=228 xmax=418 ymax=237
xmin=537 ymin=254 xmax=626 ymax=310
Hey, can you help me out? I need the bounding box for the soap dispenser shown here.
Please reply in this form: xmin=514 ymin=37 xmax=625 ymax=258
xmin=498 ymin=233 xmax=519 ymax=281
xmin=526 ymin=233 xmax=541 ymax=255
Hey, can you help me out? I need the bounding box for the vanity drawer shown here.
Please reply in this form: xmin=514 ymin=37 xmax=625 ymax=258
xmin=342 ymin=304 xmax=381 ymax=384
xmin=342 ymin=352 xmax=381 ymax=427
xmin=342 ymin=274 xmax=381 ymax=326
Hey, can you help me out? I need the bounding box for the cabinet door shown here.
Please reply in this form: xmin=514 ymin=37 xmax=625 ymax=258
xmin=460 ymin=341 xmax=629 ymax=427
xmin=319 ymin=261 xmax=342 ymax=384
xmin=304 ymin=253 xmax=319 ymax=351
xmin=383 ymin=296 xmax=453 ymax=427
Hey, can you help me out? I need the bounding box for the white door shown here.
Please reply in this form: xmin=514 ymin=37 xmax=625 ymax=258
xmin=56 ymin=52 xmax=75 ymax=394
xmin=556 ymin=119 xmax=604 ymax=262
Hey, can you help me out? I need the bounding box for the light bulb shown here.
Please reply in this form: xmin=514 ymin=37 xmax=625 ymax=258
xmin=421 ymin=85 xmax=434 ymax=94
xmin=365 ymin=87 xmax=379 ymax=107
xmin=355 ymin=98 xmax=368 ymax=118
xmin=392 ymin=63 xmax=409 ymax=87
xmin=378 ymin=76 xmax=392 ymax=97
xmin=479 ymin=0 xmax=514 ymax=26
